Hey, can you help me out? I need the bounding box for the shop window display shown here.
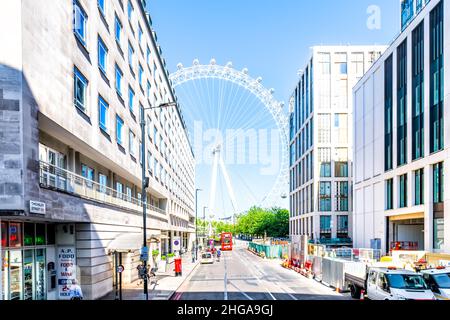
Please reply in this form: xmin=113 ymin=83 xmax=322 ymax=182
xmin=9 ymin=223 xmax=22 ymax=247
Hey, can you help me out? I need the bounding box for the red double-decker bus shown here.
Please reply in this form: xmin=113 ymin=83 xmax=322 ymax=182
xmin=220 ymin=232 xmax=233 ymax=251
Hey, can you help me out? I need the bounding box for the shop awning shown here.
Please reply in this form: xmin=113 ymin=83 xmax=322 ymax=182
xmin=389 ymin=212 xmax=424 ymax=221
xmin=107 ymin=231 xmax=162 ymax=253
xmin=107 ymin=233 xmax=142 ymax=253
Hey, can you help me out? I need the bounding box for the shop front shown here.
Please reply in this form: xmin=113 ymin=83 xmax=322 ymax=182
xmin=1 ymin=221 xmax=56 ymax=300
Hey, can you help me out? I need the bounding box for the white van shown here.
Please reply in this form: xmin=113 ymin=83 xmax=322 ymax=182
xmin=421 ymin=267 xmax=450 ymax=300
xmin=366 ymin=267 xmax=435 ymax=300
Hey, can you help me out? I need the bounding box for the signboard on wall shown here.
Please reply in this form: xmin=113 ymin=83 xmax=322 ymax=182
xmin=172 ymin=237 xmax=181 ymax=251
xmin=30 ymin=201 xmax=46 ymax=215
xmin=57 ymin=247 xmax=76 ymax=300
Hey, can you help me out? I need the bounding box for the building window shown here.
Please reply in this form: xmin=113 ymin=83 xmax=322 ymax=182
xmin=128 ymin=42 xmax=134 ymax=69
xmin=73 ymin=1 xmax=87 ymax=45
xmin=128 ymin=86 xmax=135 ymax=114
xmin=337 ymin=215 xmax=348 ymax=237
xmin=138 ymin=25 xmax=143 ymax=46
xmin=385 ymin=55 xmax=393 ymax=171
xmin=320 ymin=216 xmax=331 ymax=238
xmin=74 ymin=68 xmax=88 ymax=112
xmin=320 ymin=163 xmax=331 ymax=177
xmin=115 ymin=16 xmax=122 ymax=45
xmin=433 ymin=162 xmax=444 ymax=204
xmin=127 ymin=1 xmax=134 ymax=21
xmin=129 ymin=130 xmax=135 ymax=157
xmin=318 ymin=114 xmax=331 ymax=143
xmin=335 ymin=162 xmax=348 ymax=177
xmin=430 ymin=1 xmax=444 ymax=153
xmin=116 ymin=182 xmax=123 ymax=197
xmin=386 ymin=179 xmax=393 ymax=210
xmin=336 ymin=181 xmax=349 ymax=212
xmin=412 ymin=22 xmax=424 ymax=161
xmin=147 ymin=151 xmax=153 ymax=175
xmin=98 ymin=37 xmax=108 ymax=75
xmin=319 ymin=182 xmax=332 ymax=212
xmin=397 ymin=40 xmax=408 ymax=167
xmin=98 ymin=96 xmax=109 ymax=133
xmin=98 ymin=0 xmax=105 ymax=14
xmin=99 ymin=173 xmax=108 ymax=193
xmin=115 ymin=65 xmax=123 ymax=96
xmin=147 ymin=47 xmax=151 ymax=65
xmin=399 ymin=174 xmax=408 ymax=208
xmin=434 ymin=217 xmax=444 ymax=250
xmin=338 ymin=62 xmax=347 ymax=75
xmin=126 ymin=186 xmax=132 ymax=202
xmin=414 ymin=168 xmax=424 ymax=206
xmin=139 ymin=64 xmax=144 ymax=87
xmin=81 ymin=164 xmax=95 ymax=189
xmin=116 ymin=116 xmax=124 ymax=145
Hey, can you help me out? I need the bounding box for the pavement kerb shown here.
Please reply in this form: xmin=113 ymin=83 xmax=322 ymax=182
xmin=167 ymin=260 xmax=201 ymax=300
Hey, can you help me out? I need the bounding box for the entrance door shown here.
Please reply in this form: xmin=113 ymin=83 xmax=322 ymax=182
xmin=35 ymin=249 xmax=46 ymax=300
xmin=23 ymin=250 xmax=33 ymax=300
xmin=9 ymin=250 xmax=23 ymax=300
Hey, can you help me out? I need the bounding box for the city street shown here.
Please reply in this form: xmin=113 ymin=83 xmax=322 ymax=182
xmin=172 ymin=241 xmax=351 ymax=300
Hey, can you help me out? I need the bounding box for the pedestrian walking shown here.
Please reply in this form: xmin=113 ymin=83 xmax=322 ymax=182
xmin=69 ymin=280 xmax=83 ymax=300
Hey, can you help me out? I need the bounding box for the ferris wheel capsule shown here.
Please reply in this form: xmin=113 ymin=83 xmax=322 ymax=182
xmin=210 ymin=58 xmax=217 ymax=65
xmin=193 ymin=59 xmax=200 ymax=66
xmin=242 ymin=68 xmax=249 ymax=74
xmin=177 ymin=63 xmax=184 ymax=70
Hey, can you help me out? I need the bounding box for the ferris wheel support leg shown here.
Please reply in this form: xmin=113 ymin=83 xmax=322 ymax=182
xmin=208 ymin=148 xmax=220 ymax=216
xmin=219 ymin=155 xmax=238 ymax=214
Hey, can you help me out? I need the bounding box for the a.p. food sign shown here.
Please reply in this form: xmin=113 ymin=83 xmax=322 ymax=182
xmin=57 ymin=247 xmax=77 ymax=300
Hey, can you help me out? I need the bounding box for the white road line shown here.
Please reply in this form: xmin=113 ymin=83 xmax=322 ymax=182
xmin=224 ymin=251 xmax=228 ymax=300
xmin=235 ymin=249 xmax=276 ymax=301
xmin=228 ymin=281 xmax=254 ymax=300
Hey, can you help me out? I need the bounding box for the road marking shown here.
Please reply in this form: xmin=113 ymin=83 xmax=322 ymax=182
xmin=224 ymin=251 xmax=228 ymax=300
xmin=235 ymin=249 xmax=276 ymax=301
xmin=228 ymin=281 xmax=254 ymax=300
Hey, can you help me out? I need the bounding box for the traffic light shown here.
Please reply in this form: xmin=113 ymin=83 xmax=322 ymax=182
xmin=144 ymin=177 xmax=150 ymax=189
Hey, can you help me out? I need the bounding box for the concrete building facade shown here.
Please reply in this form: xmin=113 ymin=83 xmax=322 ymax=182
xmin=289 ymin=46 xmax=386 ymax=247
xmin=353 ymin=0 xmax=449 ymax=255
xmin=0 ymin=0 xmax=195 ymax=300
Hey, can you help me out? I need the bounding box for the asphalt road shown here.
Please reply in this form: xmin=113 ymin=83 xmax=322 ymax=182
xmin=172 ymin=241 xmax=352 ymax=300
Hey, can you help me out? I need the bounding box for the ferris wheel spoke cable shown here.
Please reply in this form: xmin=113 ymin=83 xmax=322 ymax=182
xmin=223 ymin=78 xmax=249 ymax=128
xmin=170 ymin=61 xmax=289 ymax=209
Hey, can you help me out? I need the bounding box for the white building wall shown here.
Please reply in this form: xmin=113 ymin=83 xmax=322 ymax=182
xmin=353 ymin=0 xmax=449 ymax=254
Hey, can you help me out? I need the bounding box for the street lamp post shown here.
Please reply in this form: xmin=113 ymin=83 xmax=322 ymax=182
xmin=195 ymin=189 xmax=202 ymax=261
xmin=140 ymin=101 xmax=177 ymax=300
xmin=203 ymin=206 xmax=208 ymax=247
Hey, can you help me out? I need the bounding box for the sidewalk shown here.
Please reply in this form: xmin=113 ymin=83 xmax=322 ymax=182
xmin=101 ymin=253 xmax=199 ymax=300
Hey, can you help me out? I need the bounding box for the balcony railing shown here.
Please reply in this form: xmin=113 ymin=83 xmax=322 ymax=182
xmin=39 ymin=161 xmax=166 ymax=215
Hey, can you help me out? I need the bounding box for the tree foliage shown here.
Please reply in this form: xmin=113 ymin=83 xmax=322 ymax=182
xmin=195 ymin=206 xmax=289 ymax=238
xmin=236 ymin=207 xmax=289 ymax=238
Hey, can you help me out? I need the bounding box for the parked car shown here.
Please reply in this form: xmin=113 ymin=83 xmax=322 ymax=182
xmin=346 ymin=266 xmax=435 ymax=300
xmin=421 ymin=267 xmax=450 ymax=300
xmin=201 ymin=252 xmax=214 ymax=264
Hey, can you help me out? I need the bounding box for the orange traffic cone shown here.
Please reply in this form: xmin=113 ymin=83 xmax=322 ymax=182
xmin=360 ymin=289 xmax=365 ymax=301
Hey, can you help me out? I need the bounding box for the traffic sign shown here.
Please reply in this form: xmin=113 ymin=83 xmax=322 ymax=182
xmin=116 ymin=265 xmax=124 ymax=273
xmin=140 ymin=246 xmax=149 ymax=261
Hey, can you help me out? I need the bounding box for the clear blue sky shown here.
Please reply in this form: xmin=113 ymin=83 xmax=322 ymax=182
xmin=146 ymin=0 xmax=401 ymax=217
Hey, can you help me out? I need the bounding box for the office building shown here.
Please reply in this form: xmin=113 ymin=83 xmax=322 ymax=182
xmin=0 ymin=0 xmax=195 ymax=300
xmin=289 ymin=46 xmax=386 ymax=247
xmin=353 ymin=0 xmax=448 ymax=254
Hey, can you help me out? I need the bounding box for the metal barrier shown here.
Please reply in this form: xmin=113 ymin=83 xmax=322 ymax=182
xmin=248 ymin=242 xmax=289 ymax=259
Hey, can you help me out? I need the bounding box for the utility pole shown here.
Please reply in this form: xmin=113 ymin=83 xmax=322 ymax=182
xmin=195 ymin=189 xmax=202 ymax=260
xmin=203 ymin=206 xmax=208 ymax=247
xmin=139 ymin=101 xmax=176 ymax=300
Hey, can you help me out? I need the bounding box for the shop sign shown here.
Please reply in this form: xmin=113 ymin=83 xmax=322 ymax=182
xmin=57 ymin=247 xmax=76 ymax=300
xmin=30 ymin=201 xmax=46 ymax=215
